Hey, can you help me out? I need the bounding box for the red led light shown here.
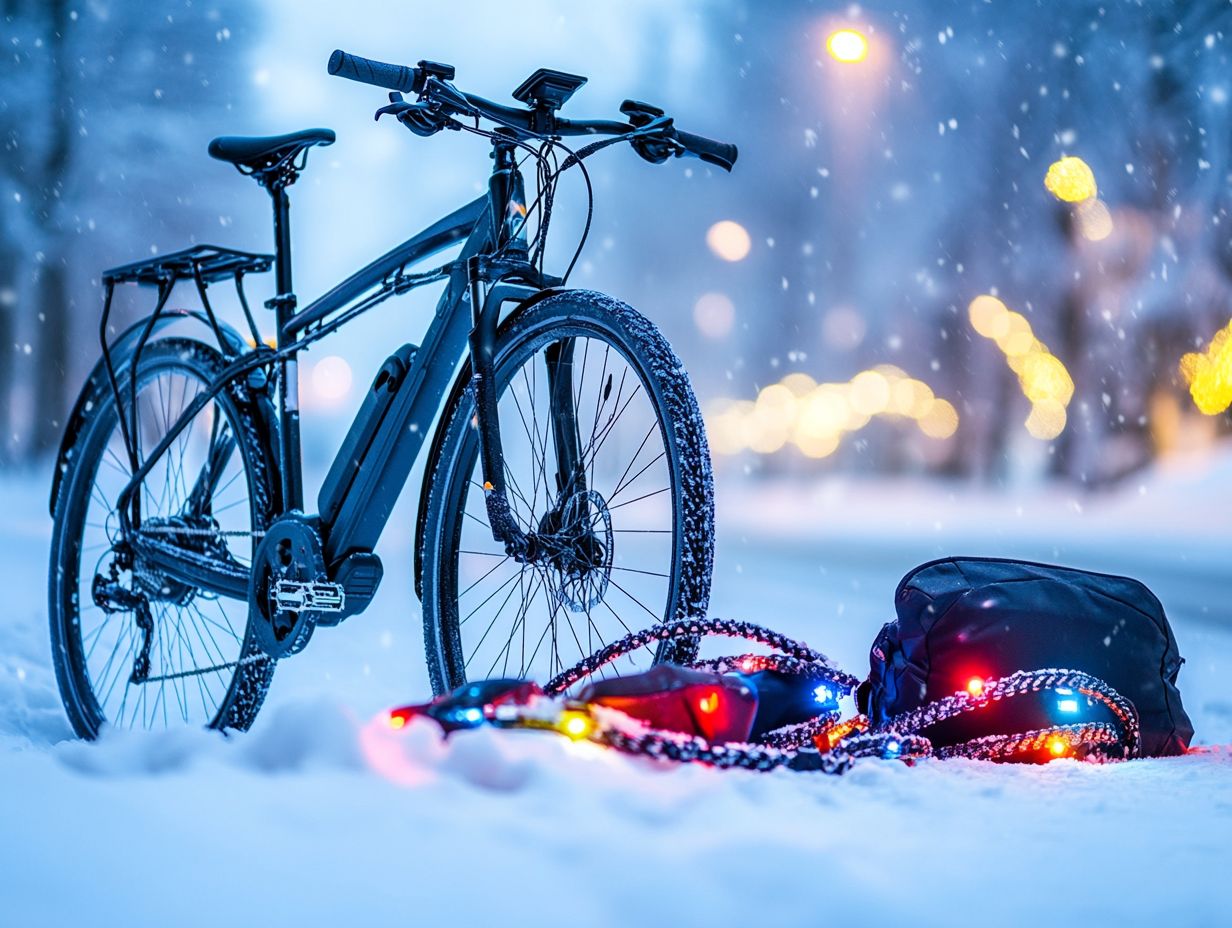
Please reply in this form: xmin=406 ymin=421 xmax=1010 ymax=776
xmin=966 ymin=677 xmax=985 ymax=697
xmin=697 ymin=691 xmax=720 ymax=714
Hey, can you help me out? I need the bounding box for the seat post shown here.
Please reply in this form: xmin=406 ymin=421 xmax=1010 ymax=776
xmin=267 ymin=180 xmax=303 ymax=511
xmin=271 ymin=185 xmax=293 ymax=299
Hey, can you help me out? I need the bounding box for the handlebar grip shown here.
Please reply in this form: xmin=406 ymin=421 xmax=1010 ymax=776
xmin=670 ymin=128 xmax=738 ymax=172
xmin=328 ymin=49 xmax=420 ymax=93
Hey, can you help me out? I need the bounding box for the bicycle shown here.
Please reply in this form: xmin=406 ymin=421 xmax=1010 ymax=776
xmin=46 ymin=51 xmax=737 ymax=738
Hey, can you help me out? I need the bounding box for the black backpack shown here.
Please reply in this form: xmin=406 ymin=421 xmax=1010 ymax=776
xmin=857 ymin=557 xmax=1193 ymax=757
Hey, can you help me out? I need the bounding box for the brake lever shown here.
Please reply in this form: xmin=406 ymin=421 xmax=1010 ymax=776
xmin=375 ymin=92 xmax=452 ymax=138
xmin=374 ymin=92 xmax=416 ymax=121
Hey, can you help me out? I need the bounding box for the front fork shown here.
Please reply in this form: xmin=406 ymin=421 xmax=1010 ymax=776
xmin=466 ymin=258 xmax=584 ymax=561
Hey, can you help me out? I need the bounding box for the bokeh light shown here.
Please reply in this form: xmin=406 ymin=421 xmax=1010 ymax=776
xmin=706 ymin=220 xmax=752 ymax=262
xmin=706 ymin=366 xmax=958 ymax=458
xmin=917 ymin=398 xmax=959 ymax=439
xmin=1025 ymin=399 xmax=1068 ymax=440
xmin=1074 ymin=198 xmax=1114 ymax=241
xmin=1044 ymin=156 xmax=1097 ymax=203
xmin=693 ymin=292 xmax=736 ymax=338
xmin=826 ymin=28 xmax=869 ymax=63
xmin=311 ymin=355 xmax=354 ymax=406
xmin=968 ymin=293 xmax=1075 ymax=441
xmin=1179 ymin=319 xmax=1232 ymax=414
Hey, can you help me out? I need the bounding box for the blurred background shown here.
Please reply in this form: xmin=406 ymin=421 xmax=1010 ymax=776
xmin=4 ymin=0 xmax=1232 ymax=488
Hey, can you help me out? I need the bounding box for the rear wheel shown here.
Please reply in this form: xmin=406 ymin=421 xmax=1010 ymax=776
xmin=420 ymin=291 xmax=714 ymax=694
xmin=48 ymin=338 xmax=277 ymax=738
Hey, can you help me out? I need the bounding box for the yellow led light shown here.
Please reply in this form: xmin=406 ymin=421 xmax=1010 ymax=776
xmin=1047 ymin=736 xmax=1069 ymax=757
xmin=388 ymin=713 xmax=406 ymax=730
xmin=560 ymin=712 xmax=593 ymax=740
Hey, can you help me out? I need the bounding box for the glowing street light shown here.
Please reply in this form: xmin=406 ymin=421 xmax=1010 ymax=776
xmin=826 ymin=29 xmax=869 ymax=63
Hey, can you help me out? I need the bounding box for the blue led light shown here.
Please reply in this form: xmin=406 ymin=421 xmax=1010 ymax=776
xmin=813 ymin=685 xmax=834 ymax=704
xmin=1057 ymin=698 xmax=1079 ymax=714
xmin=884 ymin=739 xmax=900 ymax=757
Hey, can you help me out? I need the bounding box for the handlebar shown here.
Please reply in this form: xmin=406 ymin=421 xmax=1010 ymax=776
xmin=327 ymin=49 xmax=737 ymax=172
xmin=327 ymin=49 xmax=421 ymax=94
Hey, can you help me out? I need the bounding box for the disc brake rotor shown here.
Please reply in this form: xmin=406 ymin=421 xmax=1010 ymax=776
xmin=550 ymin=489 xmax=613 ymax=613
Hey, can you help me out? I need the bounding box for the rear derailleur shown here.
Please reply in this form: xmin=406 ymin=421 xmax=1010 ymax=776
xmin=91 ymin=556 xmax=154 ymax=685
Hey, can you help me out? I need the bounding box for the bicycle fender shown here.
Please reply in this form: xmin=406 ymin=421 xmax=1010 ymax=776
xmin=49 ymin=311 xmax=275 ymax=516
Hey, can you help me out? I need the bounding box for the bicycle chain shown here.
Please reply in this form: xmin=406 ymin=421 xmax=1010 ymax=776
xmin=136 ymin=526 xmax=266 ymax=539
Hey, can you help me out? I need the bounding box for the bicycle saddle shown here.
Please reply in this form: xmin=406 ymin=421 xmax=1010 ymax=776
xmin=207 ymin=128 xmax=336 ymax=171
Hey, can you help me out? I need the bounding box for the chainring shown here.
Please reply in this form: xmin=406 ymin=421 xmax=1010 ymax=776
xmin=249 ymin=515 xmax=326 ymax=659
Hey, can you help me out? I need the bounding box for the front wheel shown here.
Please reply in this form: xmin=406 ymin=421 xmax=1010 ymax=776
xmin=420 ymin=291 xmax=714 ymax=694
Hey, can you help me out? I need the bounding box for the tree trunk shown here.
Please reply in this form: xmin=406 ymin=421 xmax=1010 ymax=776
xmin=0 ymin=246 xmax=15 ymax=465
xmin=28 ymin=0 xmax=73 ymax=456
xmin=31 ymin=261 xmax=70 ymax=453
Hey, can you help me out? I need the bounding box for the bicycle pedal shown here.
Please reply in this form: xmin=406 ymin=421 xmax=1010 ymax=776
xmin=271 ymin=579 xmax=346 ymax=613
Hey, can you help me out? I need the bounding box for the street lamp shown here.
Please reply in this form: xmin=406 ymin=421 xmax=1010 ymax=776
xmin=826 ymin=28 xmax=869 ymax=63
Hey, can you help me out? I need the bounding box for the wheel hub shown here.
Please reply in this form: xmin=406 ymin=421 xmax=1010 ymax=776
xmin=131 ymin=515 xmax=229 ymax=605
xmin=534 ymin=489 xmax=613 ymax=612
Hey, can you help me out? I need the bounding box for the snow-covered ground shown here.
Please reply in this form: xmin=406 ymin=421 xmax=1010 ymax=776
xmin=3 ymin=453 xmax=1230 ymax=927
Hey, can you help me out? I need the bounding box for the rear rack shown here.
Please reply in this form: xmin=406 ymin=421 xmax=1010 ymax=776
xmin=103 ymin=244 xmax=273 ymax=287
xmin=99 ymin=243 xmax=273 ymax=484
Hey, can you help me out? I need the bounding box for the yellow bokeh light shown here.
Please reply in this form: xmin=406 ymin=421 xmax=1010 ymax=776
xmin=1019 ymin=352 xmax=1075 ymax=406
xmin=755 ymin=383 xmax=799 ymax=431
xmin=1044 ymin=156 xmax=1097 ymax=203
xmin=995 ymin=312 xmax=1037 ymax=357
xmin=1025 ymin=400 xmax=1068 ymax=440
xmin=796 ymin=388 xmax=850 ymax=439
xmin=795 ymin=431 xmax=841 ymax=459
xmin=706 ymin=367 xmax=958 ymax=457
xmin=917 ymin=398 xmax=959 ymax=439
xmin=968 ymin=295 xmax=1010 ymax=339
xmin=780 ymin=372 xmax=818 ymax=396
xmin=706 ymin=220 xmax=752 ymax=262
xmin=1179 ymin=319 xmax=1232 ymax=414
xmin=827 ymin=28 xmax=869 ymax=63
xmin=848 ymin=369 xmax=891 ymax=416
xmin=1074 ymin=198 xmax=1113 ymax=241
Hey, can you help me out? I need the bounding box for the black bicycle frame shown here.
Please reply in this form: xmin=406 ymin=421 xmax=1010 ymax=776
xmin=119 ymin=133 xmax=567 ymax=602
